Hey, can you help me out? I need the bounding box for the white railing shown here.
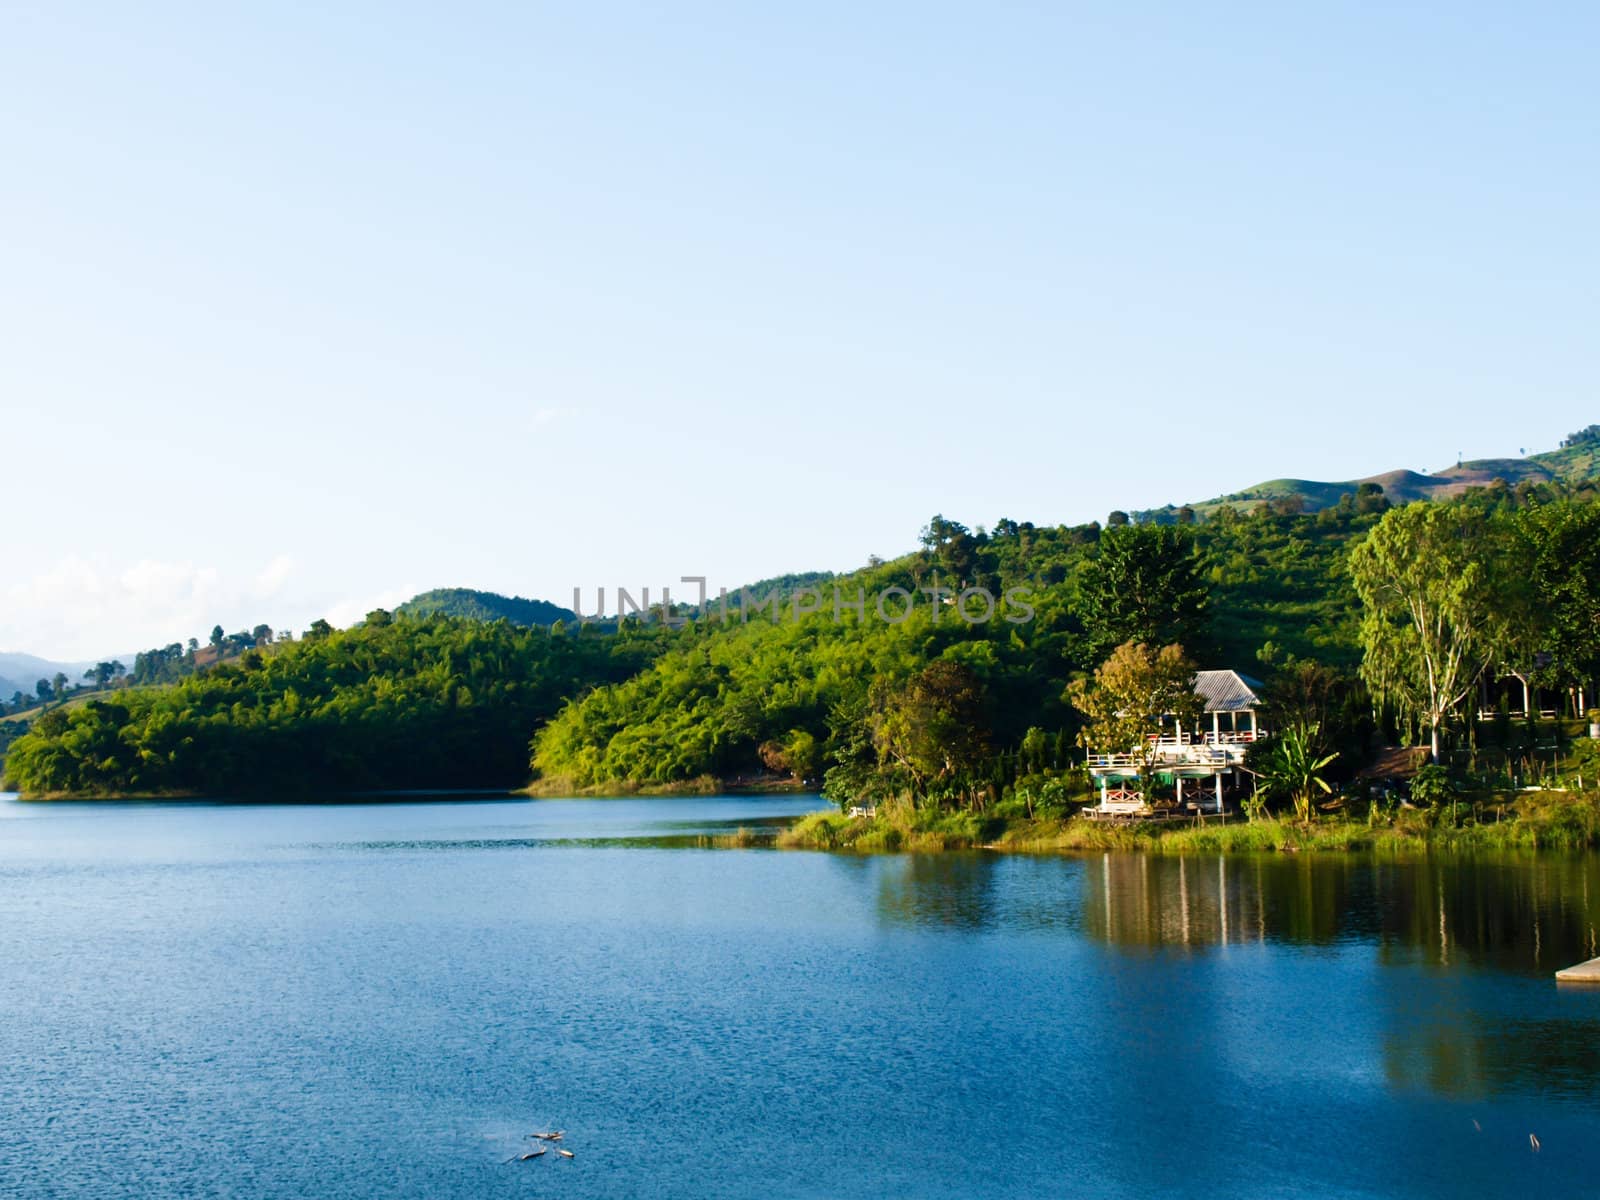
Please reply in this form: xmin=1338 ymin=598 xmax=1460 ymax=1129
xmin=1086 ymin=730 xmax=1265 ymax=771
xmin=1090 ymin=789 xmax=1149 ymax=815
xmin=1147 ymin=731 xmax=1260 ymax=746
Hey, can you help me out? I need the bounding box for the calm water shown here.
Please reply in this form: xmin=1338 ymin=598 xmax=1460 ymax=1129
xmin=2 ymin=794 xmax=1598 ymax=1199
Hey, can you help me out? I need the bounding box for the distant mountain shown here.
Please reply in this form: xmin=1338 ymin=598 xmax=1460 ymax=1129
xmin=395 ymin=588 xmax=577 ymax=626
xmin=0 ymin=652 xmax=106 ymax=702
xmin=1135 ymin=426 xmax=1600 ymax=521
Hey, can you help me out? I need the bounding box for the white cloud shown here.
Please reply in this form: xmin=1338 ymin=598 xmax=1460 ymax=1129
xmin=0 ymin=553 xmax=301 ymax=660
xmin=254 ymin=554 xmax=296 ymax=596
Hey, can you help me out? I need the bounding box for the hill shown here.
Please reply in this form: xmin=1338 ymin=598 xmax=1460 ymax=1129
xmin=396 ymin=588 xmax=577 ymax=626
xmin=0 ymin=652 xmax=109 ymax=704
xmin=10 ymin=430 xmax=1598 ymax=801
xmin=1135 ymin=424 xmax=1600 ymax=521
xmin=1 ymin=615 xmax=665 ymax=796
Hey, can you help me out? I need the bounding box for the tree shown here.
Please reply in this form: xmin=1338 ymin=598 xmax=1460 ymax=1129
xmin=1354 ymin=482 xmax=1389 ymax=516
xmin=1559 ymin=424 xmax=1600 ymax=449
xmin=1350 ymin=502 xmax=1508 ymax=762
xmin=252 ymin=624 xmax=274 ymax=645
xmin=918 ymin=514 xmax=977 ymax=583
xmin=758 ymin=729 xmax=821 ymax=782
xmin=868 ymin=660 xmax=991 ymax=806
xmin=1262 ymin=660 xmax=1372 ymax=771
xmin=52 ymin=672 xmax=68 ymax=702
xmin=35 ymin=679 xmax=51 ymax=702
xmin=1068 ymin=641 xmax=1201 ymax=802
xmin=1518 ymin=502 xmax=1600 ymax=704
xmin=1082 ymin=524 xmax=1210 ymax=658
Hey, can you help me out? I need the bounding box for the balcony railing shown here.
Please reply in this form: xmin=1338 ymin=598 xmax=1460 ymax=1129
xmin=1086 ymin=730 xmax=1265 ymax=770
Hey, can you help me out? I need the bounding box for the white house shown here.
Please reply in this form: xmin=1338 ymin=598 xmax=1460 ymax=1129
xmin=1086 ymin=669 xmax=1267 ymax=817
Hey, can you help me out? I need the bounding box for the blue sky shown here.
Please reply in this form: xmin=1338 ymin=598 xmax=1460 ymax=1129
xmin=3 ymin=2 xmax=1596 ymax=658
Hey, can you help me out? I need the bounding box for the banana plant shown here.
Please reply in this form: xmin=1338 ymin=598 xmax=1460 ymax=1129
xmin=1250 ymin=723 xmax=1339 ymax=823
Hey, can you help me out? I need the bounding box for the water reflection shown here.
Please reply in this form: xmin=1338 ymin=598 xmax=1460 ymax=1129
xmin=1078 ymin=852 xmax=1600 ymax=975
xmin=1382 ymin=1011 xmax=1600 ymax=1099
xmin=872 ymin=853 xmax=1004 ymax=930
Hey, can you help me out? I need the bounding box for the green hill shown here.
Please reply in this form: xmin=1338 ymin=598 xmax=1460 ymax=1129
xmin=1 ymin=615 xmax=662 ymax=796
xmin=10 ymin=426 xmax=1599 ymax=802
xmin=396 ymin=588 xmax=576 ymax=626
xmin=1136 ymin=424 xmax=1600 ymax=521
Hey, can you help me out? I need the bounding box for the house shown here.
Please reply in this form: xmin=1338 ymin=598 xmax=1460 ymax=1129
xmin=1086 ymin=669 xmax=1267 ymax=817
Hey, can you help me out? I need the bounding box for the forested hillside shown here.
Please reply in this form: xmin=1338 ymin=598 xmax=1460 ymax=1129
xmin=8 ymin=460 xmax=1600 ymax=802
xmin=2 ymin=614 xmax=665 ymax=795
xmin=529 ymin=495 xmax=1392 ymax=794
xmin=396 ymin=588 xmax=577 ymax=626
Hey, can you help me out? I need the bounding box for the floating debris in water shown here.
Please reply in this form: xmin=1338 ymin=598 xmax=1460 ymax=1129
xmin=1530 ymin=1133 xmax=1541 ymax=1152
xmin=508 ymin=1127 xmax=579 ymax=1165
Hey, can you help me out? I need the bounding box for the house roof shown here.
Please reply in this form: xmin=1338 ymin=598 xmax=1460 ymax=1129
xmin=1193 ymin=669 xmax=1263 ymax=712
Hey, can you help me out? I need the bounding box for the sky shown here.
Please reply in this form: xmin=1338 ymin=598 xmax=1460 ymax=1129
xmin=2 ymin=2 xmax=1596 ymax=659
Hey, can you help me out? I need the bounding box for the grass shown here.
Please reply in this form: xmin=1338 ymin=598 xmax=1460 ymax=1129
xmin=777 ymin=805 xmax=1007 ymax=852
xmin=775 ymin=792 xmax=1600 ymax=856
xmin=708 ymin=826 xmax=762 ymax=848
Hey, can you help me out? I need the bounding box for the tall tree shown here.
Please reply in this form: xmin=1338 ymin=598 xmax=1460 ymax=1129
xmin=868 ymin=660 xmax=991 ymax=807
xmin=1518 ymin=502 xmax=1600 ymax=706
xmin=1350 ymin=502 xmax=1509 ymax=762
xmin=1082 ymin=524 xmax=1210 ymax=658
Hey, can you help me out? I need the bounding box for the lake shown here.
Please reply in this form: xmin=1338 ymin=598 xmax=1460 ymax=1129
xmin=1 ymin=793 xmax=1597 ymax=1198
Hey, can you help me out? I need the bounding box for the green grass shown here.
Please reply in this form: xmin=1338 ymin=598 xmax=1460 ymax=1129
xmin=777 ymin=805 xmax=1005 ymax=852
xmin=776 ymin=793 xmax=1600 ymax=856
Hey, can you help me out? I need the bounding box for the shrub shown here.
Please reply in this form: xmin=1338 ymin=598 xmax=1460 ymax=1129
xmin=1409 ymin=764 xmax=1457 ymax=808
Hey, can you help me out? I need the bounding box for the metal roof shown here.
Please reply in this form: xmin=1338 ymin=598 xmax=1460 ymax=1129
xmin=1192 ymin=669 xmax=1263 ymax=712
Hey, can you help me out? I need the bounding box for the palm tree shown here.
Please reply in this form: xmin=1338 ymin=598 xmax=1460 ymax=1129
xmin=1249 ymin=723 xmax=1339 ymax=823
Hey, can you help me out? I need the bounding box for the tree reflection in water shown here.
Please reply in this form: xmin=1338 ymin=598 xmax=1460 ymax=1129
xmin=1076 ymin=852 xmax=1600 ymax=973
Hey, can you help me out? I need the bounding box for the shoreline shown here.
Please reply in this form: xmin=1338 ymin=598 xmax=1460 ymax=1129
xmin=4 ymin=779 xmax=813 ymax=802
xmin=520 ymin=774 xmax=809 ymax=798
xmin=766 ymin=798 xmax=1600 ymax=856
xmin=4 ymin=787 xmax=525 ymax=803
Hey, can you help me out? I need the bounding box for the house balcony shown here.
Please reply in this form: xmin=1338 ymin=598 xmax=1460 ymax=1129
xmin=1086 ymin=731 xmax=1265 ymax=772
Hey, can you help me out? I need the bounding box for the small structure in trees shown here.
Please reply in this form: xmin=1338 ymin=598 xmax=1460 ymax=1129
xmin=1080 ymin=667 xmax=1268 ymax=817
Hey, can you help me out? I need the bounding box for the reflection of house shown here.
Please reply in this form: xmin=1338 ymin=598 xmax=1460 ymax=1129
xmin=1087 ymin=669 xmax=1267 ymax=816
